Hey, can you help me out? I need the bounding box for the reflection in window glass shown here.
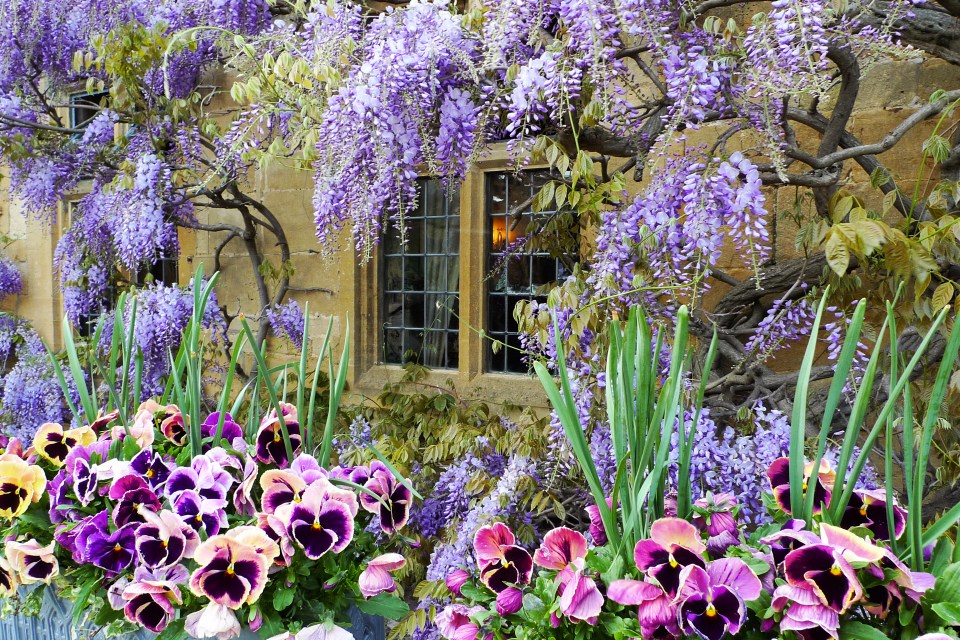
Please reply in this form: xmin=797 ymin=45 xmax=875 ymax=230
xmin=486 ymin=170 xmax=572 ymax=374
xmin=381 ymin=179 xmax=460 ymax=368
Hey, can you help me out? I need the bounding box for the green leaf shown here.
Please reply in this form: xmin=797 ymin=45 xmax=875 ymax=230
xmin=825 ymin=231 xmax=850 ymax=276
xmin=155 ymin=618 xmax=185 ymax=640
xmin=354 ymin=594 xmax=410 ymax=620
xmin=933 ymin=602 xmax=960 ymax=625
xmin=931 ymin=564 xmax=960 ymax=604
xmin=838 ymin=620 xmax=893 ymax=640
xmin=273 ymin=586 xmax=295 ymax=611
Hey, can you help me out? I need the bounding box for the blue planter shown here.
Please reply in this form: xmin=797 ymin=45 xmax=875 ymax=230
xmin=0 ymin=588 xmax=385 ymax=640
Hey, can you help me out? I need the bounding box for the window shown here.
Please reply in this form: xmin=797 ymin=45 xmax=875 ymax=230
xmin=381 ymin=179 xmax=461 ymax=368
xmin=69 ymin=92 xmax=110 ymax=130
xmin=486 ymin=170 xmax=572 ymax=374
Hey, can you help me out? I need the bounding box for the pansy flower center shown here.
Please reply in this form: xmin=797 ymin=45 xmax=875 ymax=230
xmin=146 ymin=469 xmax=155 ymax=478
xmin=830 ymin=565 xmax=842 ymax=576
xmin=312 ymin=522 xmax=323 ymax=531
xmin=113 ymin=544 xmax=122 ymax=553
xmin=668 ymin=555 xmax=678 ymax=569
xmin=227 ymin=564 xmax=235 ymax=576
xmin=705 ymin=604 xmax=717 ymax=618
xmin=859 ymin=506 xmax=868 ymax=517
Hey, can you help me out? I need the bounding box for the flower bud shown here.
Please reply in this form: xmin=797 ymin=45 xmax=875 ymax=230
xmin=495 ymin=587 xmax=523 ymax=616
xmin=446 ymin=569 xmax=469 ymax=596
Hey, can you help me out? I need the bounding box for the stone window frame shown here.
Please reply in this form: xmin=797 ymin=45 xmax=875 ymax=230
xmin=353 ymin=149 xmax=555 ymax=407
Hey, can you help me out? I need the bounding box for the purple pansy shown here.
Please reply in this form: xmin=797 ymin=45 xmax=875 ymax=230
xmin=359 ymin=461 xmax=412 ymax=534
xmin=135 ymin=509 xmax=199 ymax=569
xmin=173 ymin=490 xmax=228 ymax=537
xmin=130 ymin=449 xmax=172 ymax=490
xmin=255 ymin=403 xmax=302 ymax=468
xmin=285 ymin=482 xmax=355 ymax=560
xmin=85 ymin=522 xmax=138 ymax=574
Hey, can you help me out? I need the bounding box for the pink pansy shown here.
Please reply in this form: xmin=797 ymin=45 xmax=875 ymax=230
xmin=260 ymin=470 xmax=308 ymax=515
xmin=189 ymin=536 xmax=271 ymax=609
xmin=608 ymin=579 xmax=680 ymax=638
xmin=184 ymin=602 xmax=241 ymax=640
xmin=359 ymin=553 xmax=406 ymax=598
xmin=112 ymin=410 xmax=156 ymax=448
xmin=772 ymin=582 xmax=840 ymax=640
xmin=633 ymin=517 xmax=706 ymax=595
xmin=436 ymin=604 xmax=484 ymax=640
xmin=472 ymin=523 xmax=532 ymax=593
xmin=533 ymin=527 xmax=602 ymax=623
xmin=256 ymin=513 xmax=295 ymax=566
xmin=473 ymin=522 xmax=516 ymax=566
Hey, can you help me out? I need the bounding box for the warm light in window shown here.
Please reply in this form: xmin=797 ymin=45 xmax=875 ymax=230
xmin=491 ymin=216 xmax=519 ymax=251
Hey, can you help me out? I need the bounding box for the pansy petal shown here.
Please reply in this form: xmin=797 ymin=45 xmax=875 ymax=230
xmin=533 ymin=527 xmax=587 ymax=571
xmin=650 ymin=518 xmax=706 ymax=554
xmin=706 ymin=557 xmax=762 ymax=601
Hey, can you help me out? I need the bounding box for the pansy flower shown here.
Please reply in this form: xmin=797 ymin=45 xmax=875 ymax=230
xmin=184 ymin=602 xmax=241 ymax=640
xmin=72 ymin=457 xmax=99 ymax=506
xmin=225 ymin=526 xmax=281 ymax=562
xmin=201 ymin=412 xmax=244 ymax=446
xmin=130 ymin=449 xmax=172 ymax=490
xmin=633 ymin=517 xmax=706 ymax=595
xmin=760 ymin=519 xmax=820 ymax=568
xmin=189 ymin=535 xmax=271 ymax=609
xmin=675 ymin=559 xmax=762 ymax=640
xmin=359 ymin=553 xmax=406 ymax=598
xmin=584 ymin=497 xmax=613 ymax=546
xmin=174 ymin=490 xmax=228 ymax=537
xmin=0 ymin=556 xmax=17 ymax=596
xmin=157 ymin=405 xmax=188 ymax=446
xmin=256 ymin=513 xmax=295 ymax=566
xmin=359 ymin=461 xmax=412 ymax=534
xmin=111 ymin=410 xmax=156 ymax=449
xmin=284 ymin=481 xmax=355 ymax=559
xmin=839 ymin=489 xmax=907 ymax=541
xmin=5 ymin=539 xmax=58 ymax=585
xmin=0 ymin=435 xmax=24 ymax=459
xmin=85 ymin=522 xmax=138 ymax=574
xmin=534 ymin=527 xmax=603 ymax=623
xmin=166 ymin=454 xmax=234 ymax=502
xmin=110 ymin=475 xmax=162 ymax=526
xmin=436 ymin=604 xmax=484 ymax=640
xmin=0 ymin=457 xmax=47 ymax=518
xmin=255 ymin=403 xmax=302 ymax=468
xmin=608 ymin=579 xmax=681 ymax=639
xmin=772 ymin=582 xmax=840 ymax=640
xmin=32 ymin=423 xmax=95 ymax=467
xmin=692 ymin=493 xmax=740 ymax=556
xmin=88 ymin=408 xmax=121 ymax=432
xmin=473 ymin=523 xmax=533 ymax=593
xmin=767 ymin=457 xmax=836 ymax=515
xmin=136 ymin=509 xmax=199 ymax=569
xmin=446 ymin=569 xmax=469 ymax=596
xmin=260 ymin=470 xmax=307 ymax=514
xmin=122 ymin=566 xmax=188 ymax=633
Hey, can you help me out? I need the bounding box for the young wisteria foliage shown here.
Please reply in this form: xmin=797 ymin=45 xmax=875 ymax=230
xmin=223 ymin=0 xmax=960 ymax=436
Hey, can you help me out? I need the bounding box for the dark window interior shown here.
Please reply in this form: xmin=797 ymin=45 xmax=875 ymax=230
xmin=69 ymin=92 xmax=110 ymax=129
xmin=486 ymin=170 xmax=572 ymax=374
xmin=381 ymin=179 xmax=461 ymax=369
